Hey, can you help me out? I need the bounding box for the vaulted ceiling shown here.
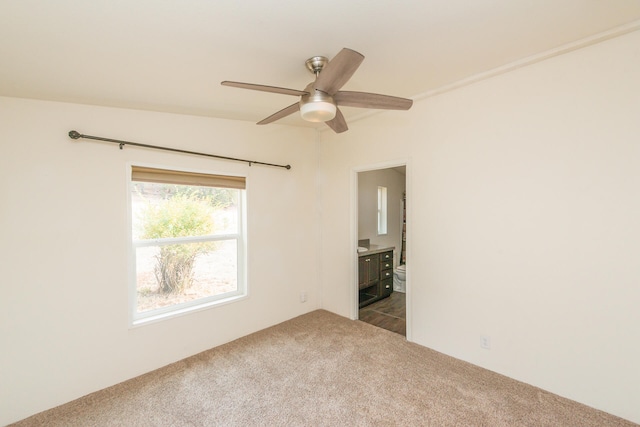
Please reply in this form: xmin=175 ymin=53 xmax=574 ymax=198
xmin=2 ymin=1 xmax=639 ymax=130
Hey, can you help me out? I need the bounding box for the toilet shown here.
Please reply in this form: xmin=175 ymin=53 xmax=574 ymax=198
xmin=393 ymin=264 xmax=406 ymax=293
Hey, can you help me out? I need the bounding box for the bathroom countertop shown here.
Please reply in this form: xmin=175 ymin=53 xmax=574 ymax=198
xmin=357 ymin=245 xmax=395 ymax=257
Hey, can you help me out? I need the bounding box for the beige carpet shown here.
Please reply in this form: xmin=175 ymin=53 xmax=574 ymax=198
xmin=12 ymin=310 xmax=636 ymax=426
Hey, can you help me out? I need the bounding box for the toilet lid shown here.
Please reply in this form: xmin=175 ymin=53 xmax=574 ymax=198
xmin=397 ymin=264 xmax=406 ymax=272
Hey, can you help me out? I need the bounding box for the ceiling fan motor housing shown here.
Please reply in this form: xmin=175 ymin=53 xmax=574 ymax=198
xmin=299 ymin=83 xmax=336 ymax=122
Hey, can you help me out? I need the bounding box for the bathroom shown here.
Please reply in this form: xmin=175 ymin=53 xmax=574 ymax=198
xmin=357 ymin=166 xmax=406 ymax=335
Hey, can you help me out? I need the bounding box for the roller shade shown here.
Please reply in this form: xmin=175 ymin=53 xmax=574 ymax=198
xmin=132 ymin=166 xmax=245 ymax=190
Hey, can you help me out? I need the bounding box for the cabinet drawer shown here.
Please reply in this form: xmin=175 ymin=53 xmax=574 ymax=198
xmin=381 ymin=260 xmax=392 ymax=270
xmin=380 ymin=251 xmax=393 ymax=262
xmin=380 ymin=268 xmax=393 ymax=280
xmin=380 ymin=278 xmax=393 ymax=296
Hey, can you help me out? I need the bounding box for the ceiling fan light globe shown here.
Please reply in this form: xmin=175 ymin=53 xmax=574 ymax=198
xmin=300 ymin=101 xmax=337 ymax=122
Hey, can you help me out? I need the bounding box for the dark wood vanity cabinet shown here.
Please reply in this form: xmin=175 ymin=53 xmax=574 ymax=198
xmin=359 ymin=250 xmax=393 ymax=308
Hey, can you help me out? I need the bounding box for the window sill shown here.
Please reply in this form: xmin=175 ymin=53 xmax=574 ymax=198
xmin=130 ymin=293 xmax=248 ymax=328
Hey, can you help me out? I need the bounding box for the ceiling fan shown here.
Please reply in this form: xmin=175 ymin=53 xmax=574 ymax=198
xmin=221 ymin=48 xmax=413 ymax=133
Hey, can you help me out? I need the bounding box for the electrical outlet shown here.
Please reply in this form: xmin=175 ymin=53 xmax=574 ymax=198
xmin=300 ymin=291 xmax=307 ymax=303
xmin=480 ymin=335 xmax=491 ymax=350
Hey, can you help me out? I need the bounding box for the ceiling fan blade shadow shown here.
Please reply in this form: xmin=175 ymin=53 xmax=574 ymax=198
xmin=314 ymin=48 xmax=364 ymax=95
xmin=325 ymin=108 xmax=348 ymax=133
xmin=257 ymin=103 xmax=300 ymax=125
xmin=222 ymin=81 xmax=308 ymax=96
xmin=334 ymin=91 xmax=413 ymax=110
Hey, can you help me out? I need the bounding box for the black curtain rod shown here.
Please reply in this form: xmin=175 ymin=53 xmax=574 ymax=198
xmin=68 ymin=130 xmax=291 ymax=170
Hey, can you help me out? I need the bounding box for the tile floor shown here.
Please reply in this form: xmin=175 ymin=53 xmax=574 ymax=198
xmin=358 ymin=291 xmax=406 ymax=336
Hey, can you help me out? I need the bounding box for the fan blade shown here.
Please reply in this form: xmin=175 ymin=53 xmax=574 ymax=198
xmin=334 ymin=91 xmax=413 ymax=110
xmin=221 ymin=81 xmax=308 ymax=97
xmin=314 ymin=48 xmax=365 ymax=95
xmin=325 ymin=108 xmax=348 ymax=133
xmin=257 ymin=103 xmax=300 ymax=125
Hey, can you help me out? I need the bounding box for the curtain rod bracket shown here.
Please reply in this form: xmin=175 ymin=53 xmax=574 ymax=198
xmin=68 ymin=130 xmax=291 ymax=170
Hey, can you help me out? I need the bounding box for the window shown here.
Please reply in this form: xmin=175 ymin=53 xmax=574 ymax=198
xmin=377 ymin=185 xmax=387 ymax=235
xmin=129 ymin=166 xmax=246 ymax=324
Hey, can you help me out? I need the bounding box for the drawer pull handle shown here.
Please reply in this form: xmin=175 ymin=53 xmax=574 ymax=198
xmin=365 ymin=258 xmax=370 ymax=262
xmin=386 ymin=272 xmax=390 ymax=276
xmin=385 ymin=285 xmax=390 ymax=289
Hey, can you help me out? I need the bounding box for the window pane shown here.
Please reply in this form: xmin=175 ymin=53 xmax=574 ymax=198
xmin=135 ymin=239 xmax=238 ymax=313
xmin=377 ymin=186 xmax=387 ymax=235
xmin=131 ymin=182 xmax=238 ymax=240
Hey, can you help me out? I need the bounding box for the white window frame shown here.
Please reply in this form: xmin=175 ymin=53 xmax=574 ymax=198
xmin=127 ymin=164 xmax=247 ymax=326
xmin=377 ymin=185 xmax=388 ymax=235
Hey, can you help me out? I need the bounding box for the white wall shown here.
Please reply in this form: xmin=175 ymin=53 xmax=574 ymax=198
xmin=0 ymin=97 xmax=320 ymax=425
xmin=358 ymin=168 xmax=405 ymax=265
xmin=319 ymin=30 xmax=640 ymax=423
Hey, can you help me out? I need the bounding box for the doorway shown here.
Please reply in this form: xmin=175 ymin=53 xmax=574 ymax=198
xmin=355 ymin=165 xmax=407 ymax=337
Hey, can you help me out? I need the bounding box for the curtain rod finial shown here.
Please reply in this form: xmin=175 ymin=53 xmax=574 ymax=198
xmin=69 ymin=130 xmax=81 ymax=139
